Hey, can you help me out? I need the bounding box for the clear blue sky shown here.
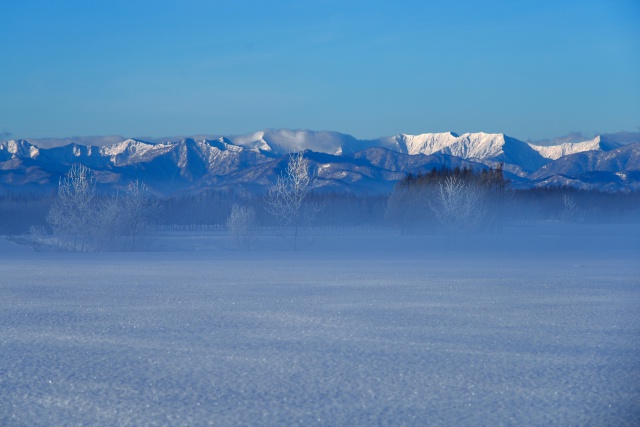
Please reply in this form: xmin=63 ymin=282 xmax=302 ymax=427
xmin=1 ymin=0 xmax=639 ymax=141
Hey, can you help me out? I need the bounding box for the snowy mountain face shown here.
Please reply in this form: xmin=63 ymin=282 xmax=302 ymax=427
xmin=528 ymin=136 xmax=622 ymax=160
xmin=98 ymin=139 xmax=172 ymax=164
xmin=376 ymin=132 xmax=460 ymax=155
xmin=436 ymin=133 xmax=548 ymax=172
xmin=1 ymin=130 xmax=638 ymax=194
xmin=369 ymin=132 xmax=546 ymax=174
xmin=530 ymin=142 xmax=640 ymax=186
xmin=228 ymin=129 xmax=376 ymax=156
xmin=0 ymin=139 xmax=40 ymax=161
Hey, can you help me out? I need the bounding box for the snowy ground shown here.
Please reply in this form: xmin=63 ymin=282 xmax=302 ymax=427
xmin=1 ymin=230 xmax=639 ymax=425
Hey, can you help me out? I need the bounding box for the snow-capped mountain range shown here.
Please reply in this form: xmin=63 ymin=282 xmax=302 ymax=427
xmin=1 ymin=130 xmax=638 ymax=194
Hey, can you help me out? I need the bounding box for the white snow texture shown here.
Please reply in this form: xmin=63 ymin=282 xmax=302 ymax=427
xmin=1 ymin=231 xmax=639 ymax=425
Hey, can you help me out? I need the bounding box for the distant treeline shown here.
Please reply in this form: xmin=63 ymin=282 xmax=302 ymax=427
xmin=1 ymin=166 xmax=639 ymax=235
xmin=160 ymin=190 xmax=389 ymax=228
xmin=0 ymin=190 xmax=56 ymax=235
xmin=400 ymin=164 xmax=509 ymax=192
xmin=386 ymin=165 xmax=509 ymax=234
xmin=386 ymin=165 xmax=640 ymax=233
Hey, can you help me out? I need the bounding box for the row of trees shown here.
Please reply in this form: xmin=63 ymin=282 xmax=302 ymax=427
xmin=385 ymin=165 xmax=509 ymax=234
xmin=229 ymin=159 xmax=513 ymax=247
xmin=28 ymin=154 xmax=316 ymax=251
xmin=3 ymin=155 xmax=638 ymax=251
xmin=227 ymin=152 xmax=317 ymax=250
xmin=43 ymin=164 xmax=159 ymax=251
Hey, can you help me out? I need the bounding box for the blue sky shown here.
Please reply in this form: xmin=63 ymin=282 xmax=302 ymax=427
xmin=1 ymin=0 xmax=639 ymax=141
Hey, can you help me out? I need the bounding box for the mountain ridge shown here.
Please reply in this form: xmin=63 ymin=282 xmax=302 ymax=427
xmin=1 ymin=130 xmax=639 ymax=194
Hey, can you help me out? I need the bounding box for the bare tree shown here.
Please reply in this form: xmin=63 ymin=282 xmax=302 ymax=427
xmin=429 ymin=175 xmax=486 ymax=233
xmin=561 ymin=194 xmax=579 ymax=223
xmin=95 ymin=193 xmax=126 ymax=251
xmin=227 ymin=203 xmax=257 ymax=250
xmin=46 ymin=167 xmax=159 ymax=251
xmin=120 ymin=180 xmax=160 ymax=251
xmin=46 ymin=164 xmax=97 ymax=251
xmin=266 ymin=152 xmax=315 ymax=250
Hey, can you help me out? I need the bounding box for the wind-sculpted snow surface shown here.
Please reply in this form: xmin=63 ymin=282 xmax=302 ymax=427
xmin=1 ymin=246 xmax=639 ymax=425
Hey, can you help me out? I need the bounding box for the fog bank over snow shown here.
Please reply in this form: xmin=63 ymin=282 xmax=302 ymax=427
xmin=0 ymin=241 xmax=638 ymax=425
xmin=2 ymin=223 xmax=639 ymax=425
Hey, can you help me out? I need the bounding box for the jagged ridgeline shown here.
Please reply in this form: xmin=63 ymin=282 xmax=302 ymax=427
xmin=1 ymin=130 xmax=639 ymax=196
xmin=1 ymin=130 xmax=639 ymax=238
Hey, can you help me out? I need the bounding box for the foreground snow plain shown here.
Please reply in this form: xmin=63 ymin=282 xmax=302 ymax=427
xmin=1 ymin=228 xmax=639 ymax=426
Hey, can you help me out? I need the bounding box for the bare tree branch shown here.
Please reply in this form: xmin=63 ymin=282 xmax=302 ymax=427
xmin=429 ymin=175 xmax=486 ymax=233
xmin=46 ymin=164 xmax=97 ymax=251
xmin=227 ymin=203 xmax=257 ymax=250
xmin=266 ymin=152 xmax=315 ymax=250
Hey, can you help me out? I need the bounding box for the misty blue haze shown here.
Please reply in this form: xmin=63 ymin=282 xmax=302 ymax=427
xmin=1 ymin=0 xmax=639 ymax=140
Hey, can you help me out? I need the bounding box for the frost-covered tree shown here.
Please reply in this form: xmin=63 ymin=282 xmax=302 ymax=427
xmin=266 ymin=152 xmax=315 ymax=250
xmin=46 ymin=167 xmax=159 ymax=251
xmin=227 ymin=203 xmax=257 ymax=250
xmin=91 ymin=181 xmax=159 ymax=251
xmin=429 ymin=175 xmax=486 ymax=233
xmin=387 ymin=166 xmax=507 ymax=234
xmin=95 ymin=193 xmax=126 ymax=250
xmin=561 ymin=194 xmax=579 ymax=223
xmin=120 ymin=180 xmax=160 ymax=251
xmin=47 ymin=164 xmax=97 ymax=251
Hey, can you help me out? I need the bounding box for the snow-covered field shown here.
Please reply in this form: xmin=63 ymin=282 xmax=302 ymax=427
xmin=1 ymin=232 xmax=639 ymax=425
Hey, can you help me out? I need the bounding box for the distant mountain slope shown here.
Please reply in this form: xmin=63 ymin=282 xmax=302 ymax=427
xmin=228 ymin=129 xmax=376 ymax=155
xmin=436 ymin=133 xmax=548 ymax=173
xmin=1 ymin=130 xmax=638 ymax=194
xmin=529 ymin=136 xmax=622 ymax=160
xmin=0 ymin=140 xmax=40 ymax=161
xmin=530 ymin=142 xmax=640 ymax=182
xmin=307 ymin=148 xmax=490 ymax=193
xmin=375 ymin=132 xmax=459 ymax=155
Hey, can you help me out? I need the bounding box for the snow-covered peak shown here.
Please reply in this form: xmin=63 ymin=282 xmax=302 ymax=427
xmin=378 ymin=132 xmax=528 ymax=160
xmin=229 ymin=129 xmax=364 ymax=155
xmin=99 ymin=139 xmax=157 ymax=156
xmin=95 ymin=139 xmax=174 ymax=166
xmin=380 ymin=132 xmax=460 ymax=155
xmin=528 ymin=135 xmax=622 ymax=160
xmin=0 ymin=139 xmax=39 ymax=159
xmin=424 ymin=132 xmax=548 ymax=172
xmin=174 ymin=138 xmax=243 ymax=154
xmin=201 ymin=137 xmax=243 ymax=152
xmin=442 ymin=132 xmax=509 ymax=159
xmin=229 ymin=131 xmax=272 ymax=152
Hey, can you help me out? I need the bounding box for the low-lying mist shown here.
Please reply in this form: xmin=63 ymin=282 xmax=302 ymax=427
xmin=1 ymin=162 xmax=638 ymax=254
